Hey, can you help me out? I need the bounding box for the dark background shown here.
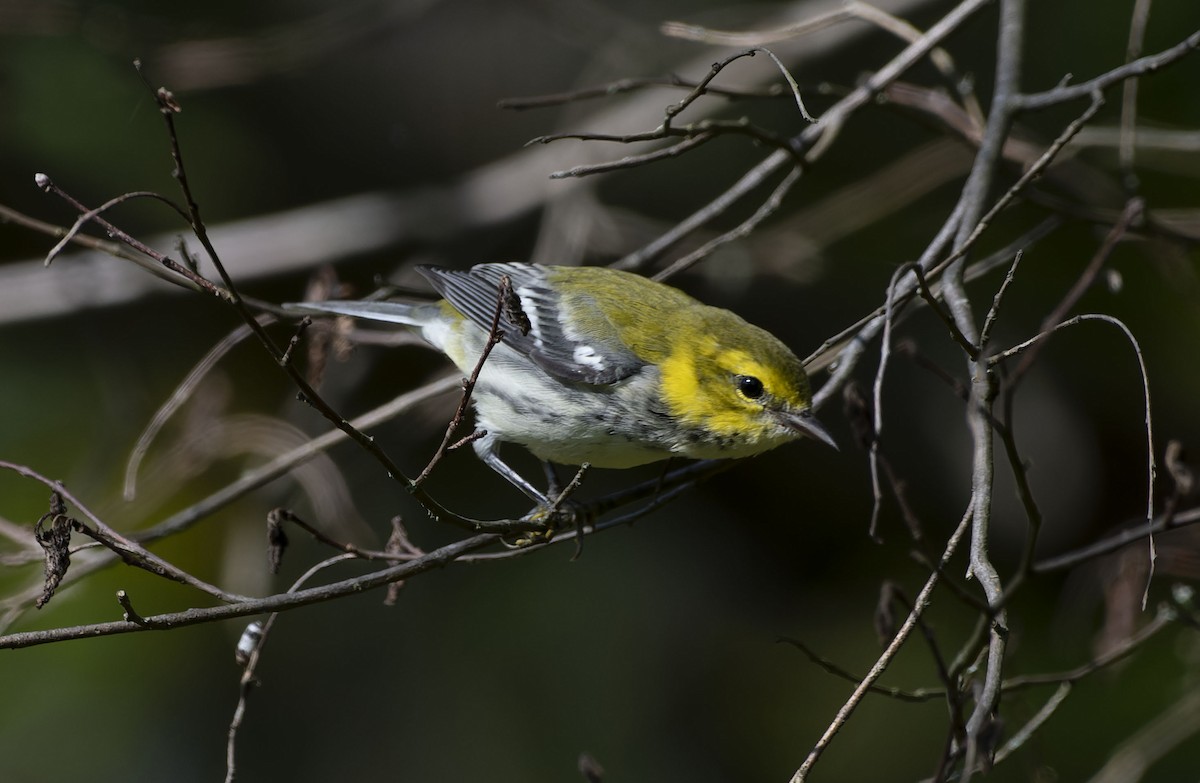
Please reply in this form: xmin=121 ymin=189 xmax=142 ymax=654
xmin=1 ymin=1 xmax=1199 ymax=781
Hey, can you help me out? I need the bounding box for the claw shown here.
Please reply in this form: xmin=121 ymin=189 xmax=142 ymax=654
xmin=500 ymin=500 xmax=593 ymax=550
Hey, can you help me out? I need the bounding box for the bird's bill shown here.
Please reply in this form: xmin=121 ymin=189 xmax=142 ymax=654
xmin=779 ymin=408 xmax=838 ymax=450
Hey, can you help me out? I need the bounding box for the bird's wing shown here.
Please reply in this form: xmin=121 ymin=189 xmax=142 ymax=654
xmin=418 ymin=263 xmax=645 ymax=385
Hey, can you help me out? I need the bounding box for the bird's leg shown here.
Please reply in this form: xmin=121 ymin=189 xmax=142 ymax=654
xmin=472 ymin=440 xmax=587 ymax=546
xmin=476 ymin=447 xmax=550 ymax=506
xmin=541 ymin=461 xmax=563 ymax=498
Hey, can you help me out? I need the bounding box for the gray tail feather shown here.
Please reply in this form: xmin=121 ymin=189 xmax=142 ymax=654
xmin=283 ymin=300 xmax=434 ymax=326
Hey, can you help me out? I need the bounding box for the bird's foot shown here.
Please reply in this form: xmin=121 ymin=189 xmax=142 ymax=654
xmin=501 ymin=499 xmax=593 ymax=553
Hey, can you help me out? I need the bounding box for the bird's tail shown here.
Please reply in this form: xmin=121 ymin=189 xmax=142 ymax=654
xmin=283 ymin=300 xmax=440 ymax=327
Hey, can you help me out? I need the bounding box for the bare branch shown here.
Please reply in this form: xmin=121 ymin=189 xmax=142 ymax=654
xmin=498 ymin=75 xmax=789 ymax=111
xmin=791 ymin=500 xmax=975 ymax=782
xmin=1015 ymin=29 xmax=1200 ymax=111
xmin=3 ymin=462 xmax=249 ymax=604
xmin=414 ymin=275 xmax=513 ymax=487
xmin=616 ymin=0 xmax=995 ymax=273
xmin=990 ymin=313 xmax=1158 ymax=602
xmin=224 ymin=553 xmax=356 ymax=782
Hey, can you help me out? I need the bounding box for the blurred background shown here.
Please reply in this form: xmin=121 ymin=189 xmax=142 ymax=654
xmin=2 ymin=0 xmax=1200 ymax=780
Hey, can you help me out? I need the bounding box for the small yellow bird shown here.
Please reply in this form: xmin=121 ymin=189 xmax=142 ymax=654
xmin=292 ymin=263 xmax=834 ymax=504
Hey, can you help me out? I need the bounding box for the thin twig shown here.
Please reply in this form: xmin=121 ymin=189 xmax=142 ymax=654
xmin=42 ymin=190 xmax=191 ymax=267
xmin=952 ymin=90 xmax=1106 ymax=291
xmin=0 ymin=375 xmax=459 ymax=629
xmin=1008 ymin=197 xmax=1144 ymax=388
xmin=995 ymin=418 xmax=1044 ymax=597
xmin=979 ymin=250 xmax=1023 ymax=350
xmin=498 ymin=75 xmax=788 ymax=110
xmin=133 ymin=63 xmax=471 ymax=531
xmin=124 ymin=319 xmax=267 ymax=500
xmin=990 ymin=313 xmax=1157 ymax=603
xmin=414 ymin=276 xmax=511 ymax=487
xmin=866 ymin=265 xmax=914 ymax=540
xmin=778 ymin=637 xmax=941 ymax=703
xmin=0 ymin=201 xmax=210 ymax=291
xmin=269 ymin=508 xmax=418 ymax=562
xmin=1002 ymin=603 xmax=1174 ymax=693
xmin=1032 ymin=507 xmax=1200 ymax=575
xmin=0 ymin=453 xmax=734 ymax=651
xmin=1118 ymin=0 xmax=1154 ymax=188
xmin=0 ymin=460 xmax=248 ymax=604
xmin=225 ymin=553 xmax=355 ymax=783
xmin=992 ymin=683 xmax=1071 ymax=764
xmin=1014 ymin=29 xmax=1200 ymax=111
xmin=617 ymin=0 xmax=995 ymax=273
xmin=791 ymin=500 xmax=975 ymax=782
xmin=651 ymin=165 xmax=803 ymax=282
xmin=529 ymin=48 xmax=806 ymax=171
xmin=804 ymin=216 xmax=1059 ymax=375
xmin=907 ymin=262 xmax=980 ymax=359
xmin=549 ymin=132 xmax=717 ymax=178
xmin=0 ymin=534 xmax=497 ymax=651
xmin=35 ymin=173 xmax=227 ymax=299
xmin=754 ymin=47 xmax=816 ymax=123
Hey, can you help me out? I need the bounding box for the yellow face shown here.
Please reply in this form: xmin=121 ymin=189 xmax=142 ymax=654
xmin=658 ymin=328 xmax=812 ymax=457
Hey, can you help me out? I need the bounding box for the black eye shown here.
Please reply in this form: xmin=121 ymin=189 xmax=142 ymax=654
xmin=736 ymin=375 xmax=765 ymax=400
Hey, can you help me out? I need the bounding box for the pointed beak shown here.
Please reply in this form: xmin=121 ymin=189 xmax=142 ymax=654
xmin=779 ymin=408 xmax=838 ymax=451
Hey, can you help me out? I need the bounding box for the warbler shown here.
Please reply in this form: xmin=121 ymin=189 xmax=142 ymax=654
xmin=291 ymin=263 xmax=835 ymax=504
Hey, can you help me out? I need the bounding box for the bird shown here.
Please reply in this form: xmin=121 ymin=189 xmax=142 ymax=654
xmin=288 ymin=262 xmax=835 ymax=505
